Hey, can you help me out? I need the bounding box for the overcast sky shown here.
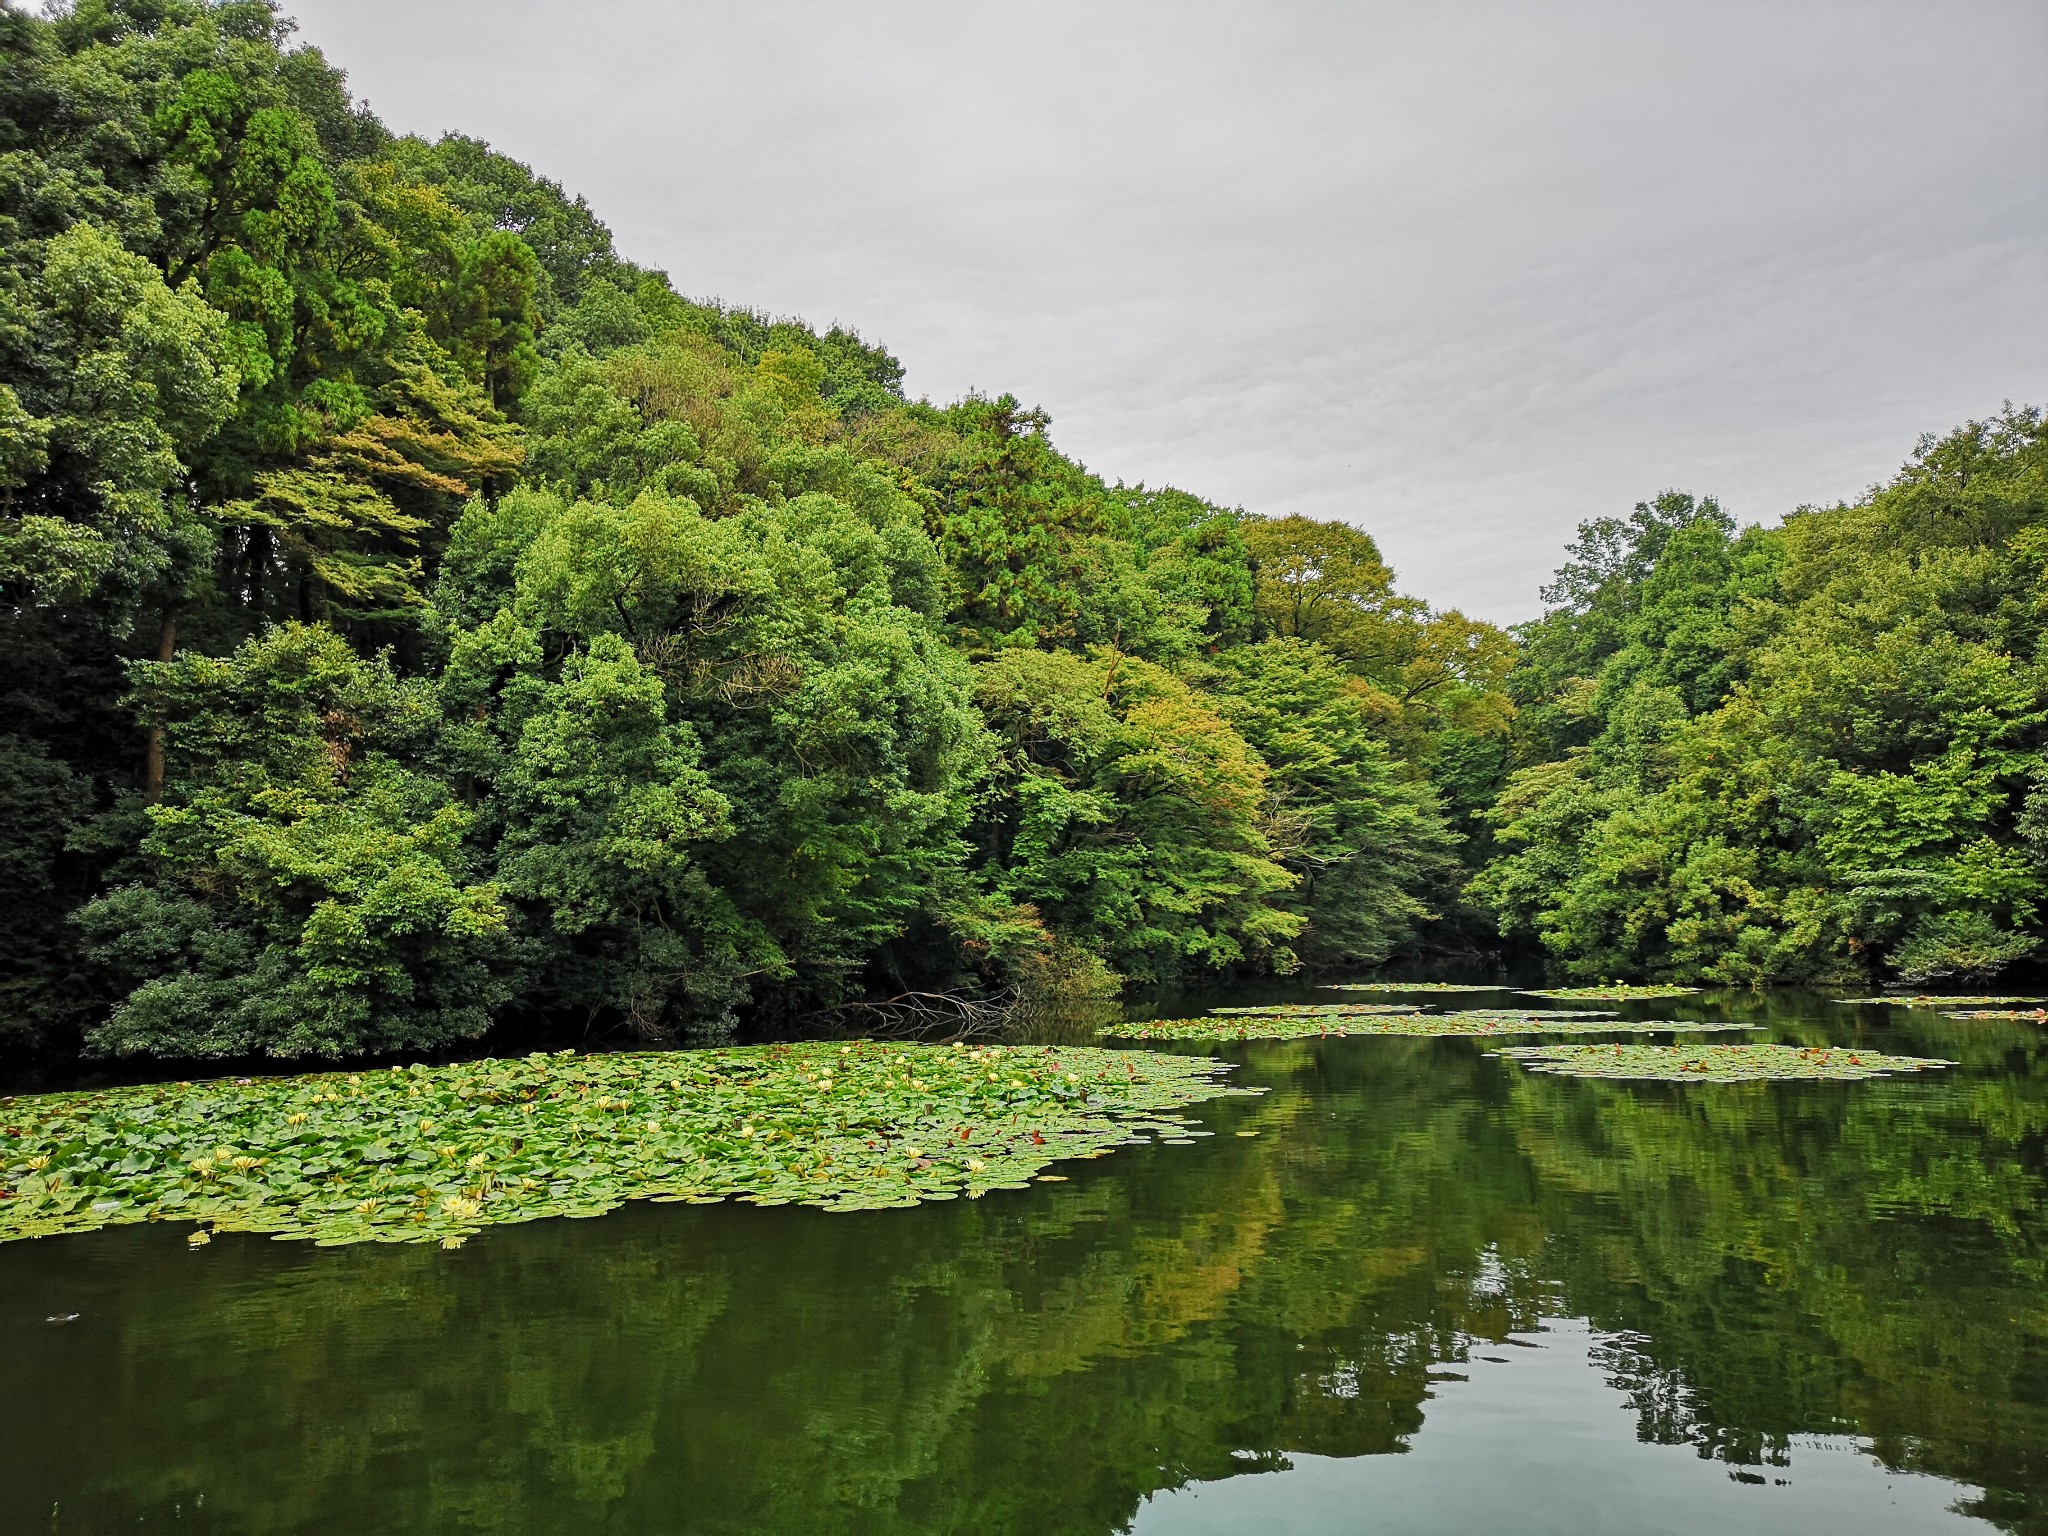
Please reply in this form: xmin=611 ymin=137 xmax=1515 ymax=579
xmin=283 ymin=0 xmax=2046 ymax=622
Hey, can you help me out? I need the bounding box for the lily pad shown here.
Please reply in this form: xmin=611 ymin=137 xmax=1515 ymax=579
xmin=1517 ymin=986 xmax=1700 ymax=1000
xmin=1321 ymin=983 xmax=1517 ymax=993
xmin=0 ymin=1042 xmax=1254 ymax=1249
xmin=1490 ymin=1043 xmax=1956 ymax=1082
xmin=1208 ymin=1003 xmax=1431 ymax=1017
xmin=1436 ymin=1008 xmax=1620 ymax=1021
xmin=1940 ymin=1008 xmax=2048 ymax=1020
xmin=1099 ymin=1016 xmax=1753 ymax=1042
xmin=1834 ymin=996 xmax=2048 ymax=1007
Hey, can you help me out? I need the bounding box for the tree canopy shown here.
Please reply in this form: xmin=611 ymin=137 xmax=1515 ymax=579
xmin=0 ymin=0 xmax=2032 ymax=1064
xmin=0 ymin=0 xmax=1500 ymax=1062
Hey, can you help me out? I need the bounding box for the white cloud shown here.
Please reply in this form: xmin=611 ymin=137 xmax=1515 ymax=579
xmin=285 ymin=0 xmax=2048 ymax=620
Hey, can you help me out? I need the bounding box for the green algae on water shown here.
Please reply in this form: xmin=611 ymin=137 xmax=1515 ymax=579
xmin=0 ymin=1042 xmax=1254 ymax=1248
xmin=1491 ymin=1042 xmax=1956 ymax=1082
xmin=1100 ymin=1016 xmax=1755 ymax=1043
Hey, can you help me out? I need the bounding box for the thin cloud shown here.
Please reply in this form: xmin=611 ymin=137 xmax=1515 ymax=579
xmin=284 ymin=0 xmax=2048 ymax=620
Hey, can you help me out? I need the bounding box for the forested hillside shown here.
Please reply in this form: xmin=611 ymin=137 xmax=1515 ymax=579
xmin=0 ymin=1 xmax=2038 ymax=1067
xmin=1478 ymin=411 xmax=2048 ymax=986
xmin=0 ymin=0 xmax=1509 ymax=1063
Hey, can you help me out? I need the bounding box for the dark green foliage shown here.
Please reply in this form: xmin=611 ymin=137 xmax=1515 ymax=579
xmin=0 ymin=1 xmax=1488 ymax=1064
xmin=1478 ymin=407 xmax=2048 ymax=985
xmin=1204 ymin=638 xmax=1460 ymax=965
xmin=78 ymin=623 xmax=513 ymax=1056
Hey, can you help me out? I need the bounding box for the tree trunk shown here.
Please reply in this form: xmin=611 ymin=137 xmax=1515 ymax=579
xmin=144 ymin=603 xmax=177 ymax=803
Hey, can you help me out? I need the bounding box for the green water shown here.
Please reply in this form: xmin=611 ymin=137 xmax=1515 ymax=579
xmin=4 ymin=988 xmax=2045 ymax=1534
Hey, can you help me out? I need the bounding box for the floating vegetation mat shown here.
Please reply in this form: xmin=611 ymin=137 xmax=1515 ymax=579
xmin=1518 ymin=986 xmax=1700 ymax=1000
xmin=1834 ymin=996 xmax=2048 ymax=1008
xmin=0 ymin=1043 xmax=1254 ymax=1248
xmin=1100 ymin=1016 xmax=1753 ymax=1042
xmin=1491 ymin=1043 xmax=1956 ymax=1082
xmin=1941 ymin=1008 xmax=2048 ymax=1021
xmin=1209 ymin=1002 xmax=1427 ymax=1017
xmin=1322 ymin=983 xmax=1517 ymax=994
xmin=1436 ymin=1008 xmax=1619 ymax=1021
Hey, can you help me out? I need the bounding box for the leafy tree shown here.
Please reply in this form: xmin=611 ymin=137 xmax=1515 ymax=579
xmin=0 ymin=0 xmax=1524 ymax=1060
xmin=1205 ymin=638 xmax=1461 ymax=966
xmin=79 ymin=623 xmax=512 ymax=1057
xmin=435 ymin=484 xmax=990 ymax=1034
xmin=0 ymin=221 xmax=237 ymax=604
xmin=1479 ymin=408 xmax=2048 ymax=984
xmin=972 ymin=647 xmax=1300 ymax=980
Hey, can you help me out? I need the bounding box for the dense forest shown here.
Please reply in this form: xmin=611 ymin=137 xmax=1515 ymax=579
xmin=1 ymin=0 xmax=2041 ymax=1067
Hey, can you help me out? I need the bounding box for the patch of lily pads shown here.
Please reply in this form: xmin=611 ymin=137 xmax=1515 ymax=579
xmin=0 ymin=1042 xmax=1254 ymax=1249
xmin=1518 ymin=985 xmax=1700 ymax=1000
xmin=1834 ymin=996 xmax=2048 ymax=1008
xmin=1322 ymin=983 xmax=1517 ymax=994
xmin=1209 ymin=1002 xmax=1431 ymax=1016
xmin=1099 ymin=1016 xmax=1755 ymax=1043
xmin=1434 ymin=1008 xmax=1621 ymax=1021
xmin=1940 ymin=1008 xmax=2048 ymax=1020
xmin=1491 ymin=1043 xmax=1956 ymax=1082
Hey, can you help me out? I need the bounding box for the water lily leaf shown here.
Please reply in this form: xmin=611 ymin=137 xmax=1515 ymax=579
xmin=0 ymin=1042 xmax=1252 ymax=1249
xmin=1835 ymin=996 xmax=2048 ymax=1008
xmin=1516 ymin=986 xmax=1700 ymax=1000
xmin=1099 ymin=1014 xmax=1747 ymax=1042
xmin=1322 ymin=982 xmax=1517 ymax=993
xmin=1489 ymin=1043 xmax=1956 ymax=1082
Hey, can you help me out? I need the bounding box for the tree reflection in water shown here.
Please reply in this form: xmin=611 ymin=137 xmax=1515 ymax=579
xmin=2 ymin=992 xmax=2041 ymax=1534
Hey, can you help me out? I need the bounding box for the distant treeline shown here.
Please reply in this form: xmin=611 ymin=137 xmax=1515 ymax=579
xmin=0 ymin=1 xmax=2038 ymax=1063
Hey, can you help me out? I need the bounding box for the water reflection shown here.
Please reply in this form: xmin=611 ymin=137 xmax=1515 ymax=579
xmin=2 ymin=991 xmax=2043 ymax=1533
xmin=1134 ymin=1319 xmax=1982 ymax=1535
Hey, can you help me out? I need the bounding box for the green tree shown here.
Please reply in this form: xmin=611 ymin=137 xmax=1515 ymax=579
xmin=79 ymin=623 xmax=511 ymax=1057
xmin=1205 ymin=638 xmax=1461 ymax=966
xmin=1479 ymin=408 xmax=2048 ymax=984
xmin=972 ymin=647 xmax=1300 ymax=980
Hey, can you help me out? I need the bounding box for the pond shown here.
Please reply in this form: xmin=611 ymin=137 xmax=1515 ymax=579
xmin=3 ymin=983 xmax=2043 ymax=1534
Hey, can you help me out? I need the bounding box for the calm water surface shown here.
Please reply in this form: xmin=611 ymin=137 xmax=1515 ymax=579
xmin=4 ymin=985 xmax=2044 ymax=1534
